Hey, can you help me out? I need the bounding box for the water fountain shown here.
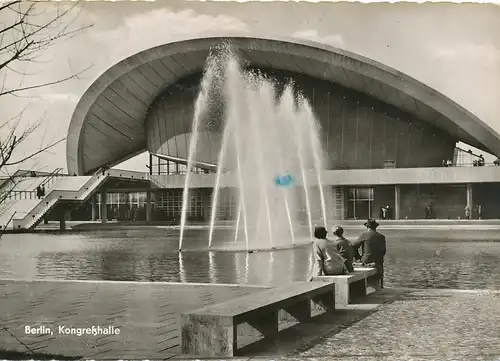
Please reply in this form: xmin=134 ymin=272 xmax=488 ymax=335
xmin=178 ymin=47 xmax=330 ymax=252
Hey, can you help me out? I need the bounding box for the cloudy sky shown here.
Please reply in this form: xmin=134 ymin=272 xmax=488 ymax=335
xmin=1 ymin=0 xmax=500 ymax=174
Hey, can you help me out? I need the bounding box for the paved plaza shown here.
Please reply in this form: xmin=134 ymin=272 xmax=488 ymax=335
xmin=0 ymin=279 xmax=267 ymax=359
xmin=1 ymin=279 xmax=500 ymax=360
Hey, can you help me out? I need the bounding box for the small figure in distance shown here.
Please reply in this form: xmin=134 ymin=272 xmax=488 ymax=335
xmin=351 ymin=219 xmax=387 ymax=289
xmin=332 ymin=225 xmax=354 ymax=274
xmin=307 ymin=226 xmax=346 ymax=282
xmin=425 ymin=204 xmax=432 ymax=219
xmin=476 ymin=204 xmax=483 ymax=220
xmin=102 ymin=163 xmax=110 ymax=175
xmin=478 ymin=155 xmax=485 ymax=167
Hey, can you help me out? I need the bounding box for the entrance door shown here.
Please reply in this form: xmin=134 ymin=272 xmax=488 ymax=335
xmin=347 ymin=187 xmax=374 ymax=220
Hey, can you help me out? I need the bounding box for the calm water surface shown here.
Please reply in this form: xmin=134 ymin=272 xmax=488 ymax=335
xmin=1 ymin=228 xmax=499 ymax=290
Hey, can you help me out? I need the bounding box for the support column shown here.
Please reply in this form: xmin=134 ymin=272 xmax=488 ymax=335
xmin=59 ymin=209 xmax=71 ymax=231
xmin=149 ymin=153 xmax=153 ymax=175
xmin=146 ymin=191 xmax=152 ymax=223
xmin=466 ymin=182 xmax=473 ymax=210
xmin=100 ymin=190 xmax=108 ymax=224
xmin=91 ymin=195 xmax=97 ymax=221
xmin=394 ymin=185 xmax=401 ymax=220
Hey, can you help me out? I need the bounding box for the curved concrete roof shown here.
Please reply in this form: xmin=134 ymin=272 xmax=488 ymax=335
xmin=67 ymin=35 xmax=500 ymax=175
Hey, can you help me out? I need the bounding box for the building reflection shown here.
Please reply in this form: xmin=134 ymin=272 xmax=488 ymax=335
xmin=178 ymin=251 xmax=186 ymax=283
xmin=36 ymin=251 xmax=104 ymax=280
xmin=19 ymin=234 xmax=500 ymax=290
xmin=208 ymin=251 xmax=216 ymax=283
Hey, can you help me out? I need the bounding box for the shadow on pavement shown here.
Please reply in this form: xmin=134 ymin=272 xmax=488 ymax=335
xmin=0 ymin=350 xmax=82 ymax=360
xmin=238 ymin=288 xmax=408 ymax=358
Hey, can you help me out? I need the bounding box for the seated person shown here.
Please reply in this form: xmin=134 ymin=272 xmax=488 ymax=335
xmin=308 ymin=226 xmax=346 ymax=281
xmin=351 ymin=219 xmax=387 ymax=288
xmin=332 ymin=226 xmax=354 ymax=273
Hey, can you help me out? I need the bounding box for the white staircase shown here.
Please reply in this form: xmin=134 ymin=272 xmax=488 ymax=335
xmin=10 ymin=169 xmax=150 ymax=230
xmin=11 ymin=171 xmax=109 ymax=230
xmin=0 ymin=199 xmax=40 ymax=229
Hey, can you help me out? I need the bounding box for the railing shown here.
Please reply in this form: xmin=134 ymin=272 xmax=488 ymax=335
xmin=12 ymin=167 xmax=111 ymax=230
xmin=0 ymin=168 xmax=64 ymax=203
xmin=447 ymin=162 xmax=499 ymax=167
xmin=39 ymin=167 xmax=64 ymax=189
xmin=1 ymin=190 xmax=37 ymax=201
xmin=107 ymin=169 xmax=150 ymax=180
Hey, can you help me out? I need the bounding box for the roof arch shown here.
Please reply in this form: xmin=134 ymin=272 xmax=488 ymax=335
xmin=67 ymin=34 xmax=500 ymax=175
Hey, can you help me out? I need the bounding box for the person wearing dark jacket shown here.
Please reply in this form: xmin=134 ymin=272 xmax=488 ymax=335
xmin=351 ymin=219 xmax=387 ymax=288
xmin=307 ymin=226 xmax=346 ymax=281
xmin=332 ymin=225 xmax=354 ymax=273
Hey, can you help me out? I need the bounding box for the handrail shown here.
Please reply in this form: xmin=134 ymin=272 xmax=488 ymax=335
xmin=0 ymin=168 xmax=64 ymax=203
xmin=39 ymin=167 xmax=64 ymax=189
xmin=12 ymin=167 xmax=110 ymax=229
xmin=1 ymin=190 xmax=37 ymax=201
xmin=10 ymin=167 xmax=151 ymax=229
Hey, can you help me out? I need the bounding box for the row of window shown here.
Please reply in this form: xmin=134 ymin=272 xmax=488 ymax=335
xmin=92 ymin=187 xmax=375 ymax=220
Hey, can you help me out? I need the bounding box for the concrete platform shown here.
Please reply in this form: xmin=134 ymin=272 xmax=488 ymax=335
xmin=283 ymin=288 xmax=500 ymax=361
xmin=0 ymin=279 xmax=268 ymax=359
xmin=1 ymin=279 xmax=499 ymax=360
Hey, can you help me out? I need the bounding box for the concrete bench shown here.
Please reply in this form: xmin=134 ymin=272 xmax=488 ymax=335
xmin=181 ymin=281 xmax=335 ymax=357
xmin=313 ymin=267 xmax=381 ymax=307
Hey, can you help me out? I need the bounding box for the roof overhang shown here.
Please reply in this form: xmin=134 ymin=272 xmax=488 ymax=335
xmin=67 ymin=34 xmax=500 ymax=175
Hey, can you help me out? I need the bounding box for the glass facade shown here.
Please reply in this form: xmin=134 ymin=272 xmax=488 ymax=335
xmin=149 ymin=156 xmax=213 ymax=175
xmin=153 ymin=158 xmax=211 ymax=175
xmin=347 ymin=187 xmax=374 ymax=219
xmin=96 ymin=192 xmax=151 ymax=221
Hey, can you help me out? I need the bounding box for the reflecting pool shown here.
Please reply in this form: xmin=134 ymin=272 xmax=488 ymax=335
xmin=1 ymin=228 xmax=499 ymax=290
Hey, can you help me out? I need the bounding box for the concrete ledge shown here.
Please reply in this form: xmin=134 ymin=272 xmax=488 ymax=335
xmin=0 ymin=278 xmax=269 ymax=288
xmin=180 ymin=281 xmax=335 ymax=357
xmin=313 ymin=267 xmax=380 ymax=307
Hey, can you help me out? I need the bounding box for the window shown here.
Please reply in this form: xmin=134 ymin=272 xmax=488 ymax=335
xmin=347 ymin=187 xmax=374 ymax=219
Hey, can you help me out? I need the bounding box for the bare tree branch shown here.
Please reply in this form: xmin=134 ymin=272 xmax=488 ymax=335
xmin=0 ymin=0 xmax=92 ymax=176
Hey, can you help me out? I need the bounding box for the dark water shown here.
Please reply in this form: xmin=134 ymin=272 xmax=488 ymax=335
xmin=0 ymin=228 xmax=499 ymax=290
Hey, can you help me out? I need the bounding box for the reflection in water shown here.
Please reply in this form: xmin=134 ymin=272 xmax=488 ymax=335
xmin=245 ymin=251 xmax=249 ymax=284
xmin=0 ymin=228 xmax=499 ymax=289
xmin=208 ymin=251 xmax=216 ymax=284
xmin=179 ymin=252 xmax=186 ymax=283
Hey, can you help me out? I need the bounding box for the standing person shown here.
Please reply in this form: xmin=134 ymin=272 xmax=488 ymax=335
xmin=307 ymin=226 xmax=346 ymax=281
xmin=332 ymin=226 xmax=354 ymax=273
xmin=425 ymin=205 xmax=430 ymax=219
xmin=40 ymin=185 xmax=45 ymax=197
xmin=477 ymin=204 xmax=483 ymax=219
xmin=36 ymin=186 xmax=42 ymax=199
xmin=428 ymin=205 xmax=433 ymax=219
xmin=465 ymin=206 xmax=471 ymax=220
xmin=351 ymin=219 xmax=387 ymax=288
xmin=102 ymin=163 xmax=110 ymax=175
xmin=381 ymin=206 xmax=387 ymax=220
